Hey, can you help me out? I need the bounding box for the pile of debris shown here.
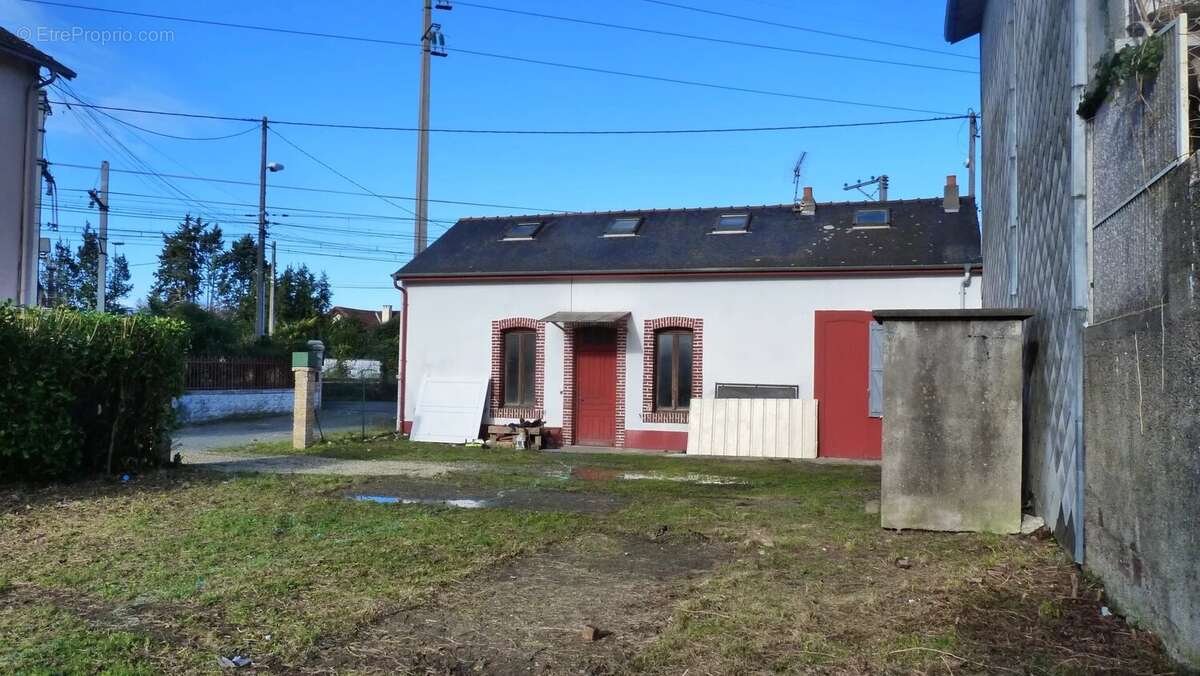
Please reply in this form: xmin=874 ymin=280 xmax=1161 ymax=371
xmin=484 ymin=419 xmax=545 ymax=450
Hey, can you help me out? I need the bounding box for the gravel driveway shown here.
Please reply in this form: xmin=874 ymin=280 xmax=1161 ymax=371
xmin=174 ymin=401 xmax=394 ymax=453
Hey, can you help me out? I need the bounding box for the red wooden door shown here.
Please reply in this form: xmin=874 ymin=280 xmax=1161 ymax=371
xmin=573 ymin=327 xmax=617 ymax=446
xmin=814 ymin=311 xmax=881 ymax=460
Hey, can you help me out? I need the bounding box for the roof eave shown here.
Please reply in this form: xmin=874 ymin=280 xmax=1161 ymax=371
xmin=394 ymin=263 xmax=983 ymax=283
xmin=0 ymin=29 xmax=78 ymax=79
xmin=944 ymin=0 xmax=986 ymax=43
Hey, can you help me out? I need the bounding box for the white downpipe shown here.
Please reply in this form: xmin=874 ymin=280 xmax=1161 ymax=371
xmin=959 ymin=265 xmax=973 ymax=309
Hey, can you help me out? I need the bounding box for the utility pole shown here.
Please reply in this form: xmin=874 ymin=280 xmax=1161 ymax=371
xmin=967 ymin=110 xmax=978 ymax=199
xmin=94 ymin=160 xmax=109 ymax=312
xmin=256 ymin=116 xmax=268 ymax=336
xmin=414 ymin=0 xmax=450 ymax=255
xmin=268 ymin=240 xmax=277 ymax=336
xmin=414 ymin=0 xmax=433 ymax=255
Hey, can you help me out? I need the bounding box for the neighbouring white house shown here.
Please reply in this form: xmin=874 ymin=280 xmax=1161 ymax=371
xmin=0 ymin=28 xmax=74 ymax=305
xmin=392 ymin=179 xmax=982 ymax=458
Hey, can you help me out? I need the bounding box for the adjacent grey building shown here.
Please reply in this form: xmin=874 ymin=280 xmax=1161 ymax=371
xmin=0 ymin=28 xmax=74 ymax=305
xmin=946 ymin=0 xmax=1199 ymax=666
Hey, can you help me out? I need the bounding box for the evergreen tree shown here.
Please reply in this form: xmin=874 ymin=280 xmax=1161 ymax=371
xmin=277 ymin=264 xmax=332 ymax=323
xmin=39 ymin=223 xmax=132 ymax=312
xmin=149 ymin=215 xmax=223 ymax=308
xmin=214 ymin=234 xmax=260 ymax=321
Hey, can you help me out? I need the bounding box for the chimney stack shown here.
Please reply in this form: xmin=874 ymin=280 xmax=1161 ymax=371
xmin=381 ymin=304 xmax=393 ymax=323
xmin=943 ymin=175 xmax=960 ymax=213
xmin=799 ymin=186 xmax=816 ymax=216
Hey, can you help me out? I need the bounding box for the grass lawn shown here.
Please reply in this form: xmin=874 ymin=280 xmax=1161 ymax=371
xmin=0 ymin=436 xmax=1176 ymax=675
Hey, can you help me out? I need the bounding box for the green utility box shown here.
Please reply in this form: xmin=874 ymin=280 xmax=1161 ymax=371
xmin=292 ymin=351 xmax=320 ymax=369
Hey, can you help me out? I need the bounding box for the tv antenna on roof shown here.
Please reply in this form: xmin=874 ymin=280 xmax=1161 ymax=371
xmin=842 ymin=174 xmax=889 ymax=201
xmin=791 ymin=152 xmax=808 ymax=206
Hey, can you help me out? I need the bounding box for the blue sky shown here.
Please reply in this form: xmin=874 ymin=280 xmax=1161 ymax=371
xmin=1 ymin=0 xmax=979 ymax=311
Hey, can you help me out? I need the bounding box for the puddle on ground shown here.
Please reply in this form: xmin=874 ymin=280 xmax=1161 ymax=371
xmin=343 ymin=479 xmax=625 ymax=514
xmin=567 ymin=466 xmax=747 ymax=486
xmin=353 ymin=495 xmax=489 ymax=509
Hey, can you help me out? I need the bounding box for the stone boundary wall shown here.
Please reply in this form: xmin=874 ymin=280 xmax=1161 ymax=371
xmin=175 ymin=387 xmax=323 ymax=424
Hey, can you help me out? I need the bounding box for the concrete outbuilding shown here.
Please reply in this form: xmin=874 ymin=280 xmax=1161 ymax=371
xmin=873 ymin=309 xmax=1031 ymax=534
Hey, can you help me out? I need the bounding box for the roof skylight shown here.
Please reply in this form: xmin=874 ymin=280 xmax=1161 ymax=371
xmin=604 ymin=217 xmax=642 ymax=237
xmin=502 ymin=221 xmax=543 ymax=240
xmin=712 ymin=213 xmax=750 ymax=234
xmin=853 ymin=208 xmax=890 ymax=227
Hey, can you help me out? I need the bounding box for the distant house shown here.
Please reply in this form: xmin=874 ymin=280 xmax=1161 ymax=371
xmin=392 ymin=181 xmax=981 ymax=455
xmin=0 ymin=27 xmax=75 ymax=305
xmin=329 ymin=305 xmax=394 ymax=327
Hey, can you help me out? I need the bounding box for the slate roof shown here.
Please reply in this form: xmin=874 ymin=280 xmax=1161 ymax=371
xmin=0 ymin=27 xmax=77 ymax=79
xmin=394 ymin=197 xmax=981 ymax=280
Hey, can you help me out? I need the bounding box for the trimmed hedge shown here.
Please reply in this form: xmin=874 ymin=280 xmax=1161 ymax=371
xmin=0 ymin=306 xmax=189 ymax=480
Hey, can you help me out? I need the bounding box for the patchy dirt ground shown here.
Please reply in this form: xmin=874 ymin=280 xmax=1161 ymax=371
xmin=0 ymin=451 xmax=1183 ymax=675
xmin=310 ymin=530 xmax=723 ymax=675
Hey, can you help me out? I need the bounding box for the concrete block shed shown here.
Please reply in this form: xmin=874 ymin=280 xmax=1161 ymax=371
xmin=872 ymin=309 xmax=1032 ymax=534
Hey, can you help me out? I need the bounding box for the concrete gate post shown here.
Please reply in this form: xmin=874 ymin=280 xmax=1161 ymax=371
xmin=292 ymin=366 xmax=316 ymax=449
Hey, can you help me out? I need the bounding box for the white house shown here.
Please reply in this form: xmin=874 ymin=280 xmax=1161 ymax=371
xmin=0 ymin=28 xmax=75 ymax=305
xmin=392 ymin=181 xmax=981 ymax=459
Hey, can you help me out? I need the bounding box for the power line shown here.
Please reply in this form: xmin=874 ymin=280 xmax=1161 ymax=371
xmin=268 ymin=127 xmax=418 ymax=218
xmin=455 ymin=1 xmax=977 ymax=75
xmin=56 ymin=188 xmax=456 ymax=223
xmin=92 ymin=111 xmax=261 ymax=141
xmin=445 ymin=44 xmax=956 ymax=115
xmin=52 ymin=205 xmax=439 ymax=243
xmin=49 ymin=162 xmax=570 ymax=212
xmin=25 ymin=0 xmax=958 ymax=115
xmin=49 ymin=100 xmax=972 ymax=136
xmin=639 ymin=0 xmax=979 ymax=61
xmin=52 ymin=83 xmax=225 ymax=217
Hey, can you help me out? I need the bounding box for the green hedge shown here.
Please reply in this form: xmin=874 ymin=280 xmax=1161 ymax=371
xmin=0 ymin=306 xmax=189 ymax=480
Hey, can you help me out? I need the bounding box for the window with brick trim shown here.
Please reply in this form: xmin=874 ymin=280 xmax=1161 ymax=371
xmin=503 ymin=329 xmax=536 ymax=407
xmin=642 ymin=317 xmax=703 ymax=424
xmin=490 ymin=318 xmax=544 ymax=418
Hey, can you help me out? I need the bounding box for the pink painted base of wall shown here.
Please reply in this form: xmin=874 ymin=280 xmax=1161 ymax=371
xmin=624 ymin=430 xmax=688 ymax=452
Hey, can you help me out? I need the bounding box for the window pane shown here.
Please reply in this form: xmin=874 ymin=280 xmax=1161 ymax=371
xmin=715 ymin=214 xmax=749 ymax=232
xmin=854 ymin=209 xmax=889 ymax=225
xmin=677 ymin=333 xmax=693 ymax=408
xmin=656 ymin=332 xmax=674 ymax=409
xmin=503 ymin=332 xmax=520 ymax=405
xmin=503 ymin=222 xmax=542 ymax=240
xmin=520 ymin=332 xmax=536 ymax=405
xmin=606 ymin=217 xmax=641 ymax=235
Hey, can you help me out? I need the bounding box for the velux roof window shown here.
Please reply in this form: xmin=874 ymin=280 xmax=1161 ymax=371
xmin=853 ymin=208 xmax=890 ymax=228
xmin=604 ymin=216 xmax=642 ymax=237
xmin=712 ymin=213 xmax=750 ymax=234
xmin=502 ymin=221 xmax=542 ymax=241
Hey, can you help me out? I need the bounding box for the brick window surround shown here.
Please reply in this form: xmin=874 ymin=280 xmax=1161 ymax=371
xmin=562 ymin=323 xmax=627 ymax=447
xmin=643 ymin=317 xmax=703 ymax=424
xmin=490 ymin=318 xmax=545 ymax=419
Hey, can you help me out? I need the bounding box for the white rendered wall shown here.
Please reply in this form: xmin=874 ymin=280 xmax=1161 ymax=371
xmin=402 ymin=274 xmax=982 ymax=434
